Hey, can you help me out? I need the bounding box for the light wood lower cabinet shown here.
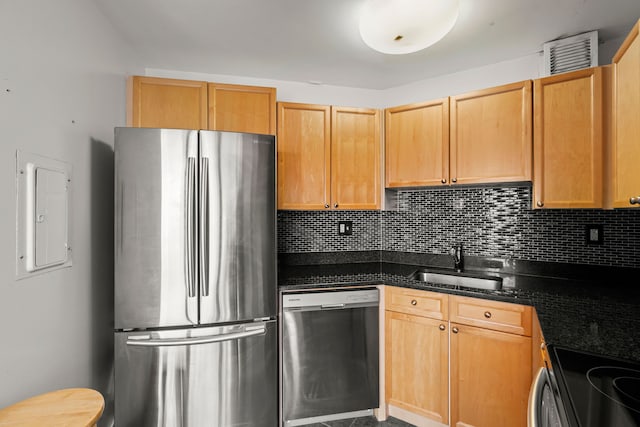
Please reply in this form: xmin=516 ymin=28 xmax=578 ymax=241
xmin=384 ymin=287 xmax=533 ymax=427
xmin=386 ymin=311 xmax=449 ymax=425
xmin=450 ymin=323 xmax=531 ymax=427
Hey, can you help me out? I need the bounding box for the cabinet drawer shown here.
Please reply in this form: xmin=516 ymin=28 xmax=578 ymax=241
xmin=385 ymin=286 xmax=448 ymax=320
xmin=450 ymin=296 xmax=532 ymax=336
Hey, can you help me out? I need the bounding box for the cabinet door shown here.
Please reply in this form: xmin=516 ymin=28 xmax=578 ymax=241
xmin=450 ymin=323 xmax=531 ymax=427
xmin=331 ymin=107 xmax=381 ymax=210
xmin=450 ymin=81 xmax=532 ymax=184
xmin=208 ymin=83 xmax=276 ymax=135
xmin=533 ymin=67 xmax=606 ymax=209
xmin=276 ymin=102 xmax=331 ymax=210
xmin=613 ymin=21 xmax=640 ymax=208
xmin=386 ymin=311 xmax=448 ymax=424
xmin=385 ymin=99 xmax=449 ymax=187
xmin=127 ymin=76 xmax=208 ymax=129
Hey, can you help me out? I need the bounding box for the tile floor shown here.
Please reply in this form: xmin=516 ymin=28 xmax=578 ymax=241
xmin=304 ymin=416 xmax=414 ymax=427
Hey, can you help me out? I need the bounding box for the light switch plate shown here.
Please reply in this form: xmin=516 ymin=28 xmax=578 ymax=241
xmin=585 ymin=224 xmax=603 ymax=245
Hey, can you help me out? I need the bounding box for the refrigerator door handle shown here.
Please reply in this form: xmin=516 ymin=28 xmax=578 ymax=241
xmin=125 ymin=326 xmax=266 ymax=347
xmin=199 ymin=157 xmax=210 ymax=297
xmin=185 ymin=157 xmax=197 ymax=298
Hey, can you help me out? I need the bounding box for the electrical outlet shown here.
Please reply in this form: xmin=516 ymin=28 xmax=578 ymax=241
xmin=338 ymin=221 xmax=353 ymax=236
xmin=585 ymin=224 xmax=603 ymax=245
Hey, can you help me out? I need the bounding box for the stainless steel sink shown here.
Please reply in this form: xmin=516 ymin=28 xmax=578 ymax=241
xmin=410 ymin=269 xmax=503 ymax=290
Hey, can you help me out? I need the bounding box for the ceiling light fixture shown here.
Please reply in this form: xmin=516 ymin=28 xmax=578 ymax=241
xmin=359 ymin=0 xmax=460 ymax=55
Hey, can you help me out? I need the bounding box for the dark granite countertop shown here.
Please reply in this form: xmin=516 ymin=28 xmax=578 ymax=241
xmin=278 ymin=251 xmax=640 ymax=363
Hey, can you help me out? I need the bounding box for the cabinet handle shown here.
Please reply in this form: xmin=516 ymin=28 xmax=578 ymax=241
xmin=537 ymin=201 xmax=544 ymax=208
xmin=439 ymin=324 xmax=446 ymax=331
xmin=452 ymin=327 xmax=459 ymax=334
xmin=441 ymin=178 xmax=447 ymax=184
xmin=410 ymin=299 xmax=417 ymax=306
xmin=540 ymin=342 xmax=546 ymax=351
xmin=452 ymin=178 xmax=457 ymax=183
xmin=484 ymin=311 xmax=492 ymax=319
xmin=334 ymin=203 xmax=339 ymax=208
xmin=630 ymin=197 xmax=640 ymax=205
xmin=324 ymin=204 xmax=330 ymax=209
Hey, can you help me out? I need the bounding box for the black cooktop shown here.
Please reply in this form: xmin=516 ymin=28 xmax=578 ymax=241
xmin=552 ymin=346 xmax=640 ymax=427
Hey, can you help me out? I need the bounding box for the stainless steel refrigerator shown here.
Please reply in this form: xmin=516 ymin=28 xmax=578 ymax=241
xmin=113 ymin=127 xmax=277 ymax=427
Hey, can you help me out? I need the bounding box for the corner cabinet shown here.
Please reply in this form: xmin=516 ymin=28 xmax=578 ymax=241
xmin=126 ymin=76 xmax=276 ymax=134
xmin=449 ymin=296 xmax=532 ymax=427
xmin=127 ymin=76 xmax=208 ymax=129
xmin=385 ymin=99 xmax=450 ymax=187
xmin=533 ymin=66 xmax=611 ymax=209
xmin=612 ymin=19 xmax=640 ymax=208
xmin=277 ymin=102 xmax=380 ymax=210
xmin=450 ymin=80 xmax=532 ymax=185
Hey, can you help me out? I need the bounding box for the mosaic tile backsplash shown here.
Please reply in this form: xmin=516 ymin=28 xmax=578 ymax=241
xmin=277 ymin=185 xmax=640 ymax=268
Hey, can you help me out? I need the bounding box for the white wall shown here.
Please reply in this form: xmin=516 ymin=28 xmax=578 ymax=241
xmin=148 ymin=54 xmax=543 ymax=108
xmin=0 ymin=0 xmax=140 ymax=424
xmin=146 ymin=68 xmax=386 ymax=108
xmin=149 ymin=34 xmax=627 ymax=109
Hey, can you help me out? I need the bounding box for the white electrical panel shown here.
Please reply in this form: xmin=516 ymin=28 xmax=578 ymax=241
xmin=16 ymin=150 xmax=72 ymax=279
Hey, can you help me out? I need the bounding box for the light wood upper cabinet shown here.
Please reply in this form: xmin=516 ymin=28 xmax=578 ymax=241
xmin=331 ymin=107 xmax=381 ymax=210
xmin=450 ymin=323 xmax=531 ymax=427
xmin=533 ymin=67 xmax=610 ymax=209
xmin=127 ymin=76 xmax=208 ymax=129
xmin=612 ymin=20 xmax=640 ymax=208
xmin=450 ymin=80 xmax=532 ymax=184
xmin=126 ymin=76 xmax=276 ymax=134
xmin=385 ymin=99 xmax=450 ymax=187
xmin=276 ymin=102 xmax=331 ymax=210
xmin=277 ymin=102 xmax=381 ymax=210
xmin=207 ymin=83 xmax=276 ymax=134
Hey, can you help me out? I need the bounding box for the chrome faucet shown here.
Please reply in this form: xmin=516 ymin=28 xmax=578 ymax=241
xmin=450 ymin=244 xmax=463 ymax=272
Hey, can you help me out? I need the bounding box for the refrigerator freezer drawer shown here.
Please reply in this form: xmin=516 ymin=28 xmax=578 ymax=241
xmin=115 ymin=321 xmax=277 ymax=427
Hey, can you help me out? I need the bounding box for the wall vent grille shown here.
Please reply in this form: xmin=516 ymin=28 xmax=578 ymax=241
xmin=543 ymin=31 xmax=598 ymax=76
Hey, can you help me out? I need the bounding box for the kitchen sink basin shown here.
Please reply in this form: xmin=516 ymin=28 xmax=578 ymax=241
xmin=409 ymin=269 xmax=503 ymax=290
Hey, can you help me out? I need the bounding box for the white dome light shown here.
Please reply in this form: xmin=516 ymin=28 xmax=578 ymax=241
xmin=359 ymin=0 xmax=460 ymax=55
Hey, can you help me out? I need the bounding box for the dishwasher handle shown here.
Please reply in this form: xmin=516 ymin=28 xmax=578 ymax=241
xmin=283 ymin=301 xmax=379 ymax=312
xmin=321 ymin=303 xmax=346 ymax=309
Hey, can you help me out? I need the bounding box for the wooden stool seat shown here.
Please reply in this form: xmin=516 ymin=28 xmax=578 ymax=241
xmin=0 ymin=388 xmax=104 ymax=426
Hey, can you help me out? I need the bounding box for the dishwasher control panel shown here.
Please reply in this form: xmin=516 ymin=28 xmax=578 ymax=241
xmin=282 ymin=288 xmax=379 ymax=309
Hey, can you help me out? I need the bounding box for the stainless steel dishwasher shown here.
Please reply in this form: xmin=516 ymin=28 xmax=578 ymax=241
xmin=281 ymin=288 xmax=379 ymax=426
